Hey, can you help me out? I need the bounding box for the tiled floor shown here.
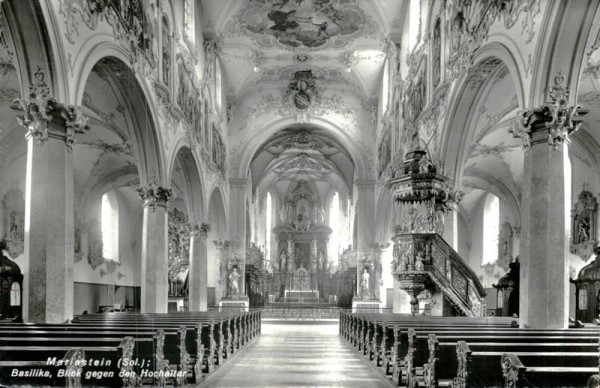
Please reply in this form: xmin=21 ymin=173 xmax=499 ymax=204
xmin=200 ymin=322 xmax=394 ymax=388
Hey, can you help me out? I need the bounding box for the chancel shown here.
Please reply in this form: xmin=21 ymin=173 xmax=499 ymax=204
xmin=1 ymin=0 xmax=600 ymax=387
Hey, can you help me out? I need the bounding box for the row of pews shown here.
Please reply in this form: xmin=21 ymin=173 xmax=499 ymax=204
xmin=0 ymin=310 xmax=260 ymax=386
xmin=340 ymin=312 xmax=600 ymax=387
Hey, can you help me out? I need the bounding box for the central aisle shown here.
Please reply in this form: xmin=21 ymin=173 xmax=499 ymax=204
xmin=201 ymin=322 xmax=394 ymax=387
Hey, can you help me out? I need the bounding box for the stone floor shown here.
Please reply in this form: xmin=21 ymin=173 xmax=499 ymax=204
xmin=200 ymin=322 xmax=394 ymax=388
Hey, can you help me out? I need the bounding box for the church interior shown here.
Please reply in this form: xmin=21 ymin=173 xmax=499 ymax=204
xmin=1 ymin=0 xmax=600 ymax=386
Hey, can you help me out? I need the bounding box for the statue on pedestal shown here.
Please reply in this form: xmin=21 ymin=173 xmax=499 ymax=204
xmin=361 ymin=267 xmax=370 ymax=300
xmin=228 ymin=267 xmax=240 ymax=299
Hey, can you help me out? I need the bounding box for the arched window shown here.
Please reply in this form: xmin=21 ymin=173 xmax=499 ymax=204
xmin=482 ymin=193 xmax=500 ymax=265
xmin=102 ymin=192 xmax=119 ymax=262
xmin=329 ymin=192 xmax=340 ymax=264
xmin=10 ymin=282 xmax=20 ymax=306
xmin=265 ymin=192 xmax=272 ymax=261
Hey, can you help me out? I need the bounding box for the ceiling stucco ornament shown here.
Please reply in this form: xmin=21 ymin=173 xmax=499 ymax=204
xmin=279 ymin=130 xmax=325 ymax=150
xmin=228 ymin=0 xmax=373 ymax=51
xmin=286 ymin=70 xmax=318 ymax=113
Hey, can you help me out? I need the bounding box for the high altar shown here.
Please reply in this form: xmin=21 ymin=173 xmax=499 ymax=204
xmin=272 ymin=180 xmax=332 ymax=302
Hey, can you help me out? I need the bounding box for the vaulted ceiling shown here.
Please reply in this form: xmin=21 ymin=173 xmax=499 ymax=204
xmin=251 ymin=125 xmax=354 ymax=196
xmin=201 ymin=0 xmax=407 ymax=103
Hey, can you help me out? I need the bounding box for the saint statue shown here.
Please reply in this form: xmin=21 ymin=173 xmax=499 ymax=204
xmin=279 ymin=206 xmax=287 ymax=224
xmin=279 ymin=250 xmax=287 ymax=272
xmin=228 ymin=267 xmax=240 ymax=299
xmin=317 ymin=251 xmax=324 ymax=271
xmin=316 ymin=205 xmax=325 ymax=223
xmin=361 ymin=268 xmax=370 ymax=300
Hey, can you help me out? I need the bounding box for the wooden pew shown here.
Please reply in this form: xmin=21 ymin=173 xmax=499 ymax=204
xmin=0 ymin=310 xmax=260 ymax=386
xmin=341 ymin=311 xmax=599 ymax=387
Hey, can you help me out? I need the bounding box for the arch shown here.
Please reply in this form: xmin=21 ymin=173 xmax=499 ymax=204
xmin=232 ymin=116 xmax=371 ymax=182
xmin=71 ymin=47 xmax=166 ymax=185
xmin=374 ymin=188 xmax=394 ymax=243
xmin=463 ymin=168 xmax=522 ymax=227
xmin=208 ymin=187 xmax=228 ymax=238
xmin=2 ymin=1 xmax=64 ymax=101
xmin=167 ymin=143 xmax=205 ymax=222
xmin=530 ymin=1 xmax=600 ymax=107
xmin=440 ymin=45 xmax=525 ymax=187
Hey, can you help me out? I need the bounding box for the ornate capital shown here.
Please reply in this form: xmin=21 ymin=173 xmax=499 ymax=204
xmin=213 ymin=239 xmax=230 ymax=250
xmin=137 ymin=184 xmax=172 ymax=210
xmin=189 ymin=222 xmax=210 ymax=237
xmin=510 ymin=72 xmax=588 ymax=150
xmin=63 ymin=105 xmax=90 ymax=150
xmin=12 ymin=67 xmax=89 ymax=149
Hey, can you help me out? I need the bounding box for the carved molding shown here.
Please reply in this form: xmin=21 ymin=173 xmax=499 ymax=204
xmin=510 ymin=72 xmax=588 ymax=150
xmin=137 ymin=184 xmax=173 ymax=210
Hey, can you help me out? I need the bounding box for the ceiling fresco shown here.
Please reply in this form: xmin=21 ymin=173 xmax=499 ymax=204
xmin=240 ymin=0 xmax=366 ymax=49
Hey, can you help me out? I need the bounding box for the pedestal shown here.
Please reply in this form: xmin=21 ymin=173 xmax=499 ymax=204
xmin=352 ymin=298 xmax=380 ymax=313
xmin=219 ymin=297 xmax=249 ymax=312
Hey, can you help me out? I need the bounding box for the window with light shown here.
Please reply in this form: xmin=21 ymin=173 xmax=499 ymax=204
xmin=482 ymin=193 xmax=499 ymax=265
xmin=101 ymin=192 xmax=119 ymax=262
xmin=266 ymin=192 xmax=272 ymax=261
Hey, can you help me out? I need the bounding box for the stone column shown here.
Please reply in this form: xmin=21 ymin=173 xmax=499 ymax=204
xmin=510 ymin=74 xmax=587 ymax=328
xmin=354 ymin=180 xmax=376 ymax=296
xmin=189 ymin=222 xmax=209 ymax=311
xmin=227 ymin=178 xmax=248 ymax=296
xmin=13 ymin=81 xmax=89 ymax=323
xmin=372 ymin=242 xmax=389 ymax=301
xmin=137 ymin=185 xmax=172 ymax=313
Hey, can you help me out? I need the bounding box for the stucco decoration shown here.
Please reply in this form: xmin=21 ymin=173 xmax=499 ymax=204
xmin=444 ymin=0 xmax=540 ymax=80
xmin=571 ymin=190 xmax=598 ymax=261
xmin=3 ymin=188 xmax=24 ymax=258
xmin=59 ymin=0 xmax=158 ymax=66
xmin=238 ymin=0 xmax=366 ymax=49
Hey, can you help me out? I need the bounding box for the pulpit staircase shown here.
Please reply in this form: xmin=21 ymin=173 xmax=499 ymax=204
xmin=392 ymin=233 xmax=486 ymax=317
xmin=387 ymin=148 xmax=486 ymax=317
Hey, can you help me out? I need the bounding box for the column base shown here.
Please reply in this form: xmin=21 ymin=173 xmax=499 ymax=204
xmin=352 ymin=298 xmax=381 ymax=313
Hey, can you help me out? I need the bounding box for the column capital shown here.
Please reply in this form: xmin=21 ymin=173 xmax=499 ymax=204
xmin=189 ymin=222 xmax=210 ymax=237
xmin=509 ymin=72 xmax=588 ymax=150
xmin=213 ymin=239 xmax=230 ymax=250
xmin=137 ymin=184 xmax=173 ymax=210
xmin=11 ymin=66 xmax=89 ymax=149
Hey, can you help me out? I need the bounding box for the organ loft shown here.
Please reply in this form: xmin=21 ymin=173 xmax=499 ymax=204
xmin=0 ymin=0 xmax=599 ymax=387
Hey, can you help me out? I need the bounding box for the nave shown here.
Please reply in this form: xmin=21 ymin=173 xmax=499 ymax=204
xmin=201 ymin=322 xmax=393 ymax=388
